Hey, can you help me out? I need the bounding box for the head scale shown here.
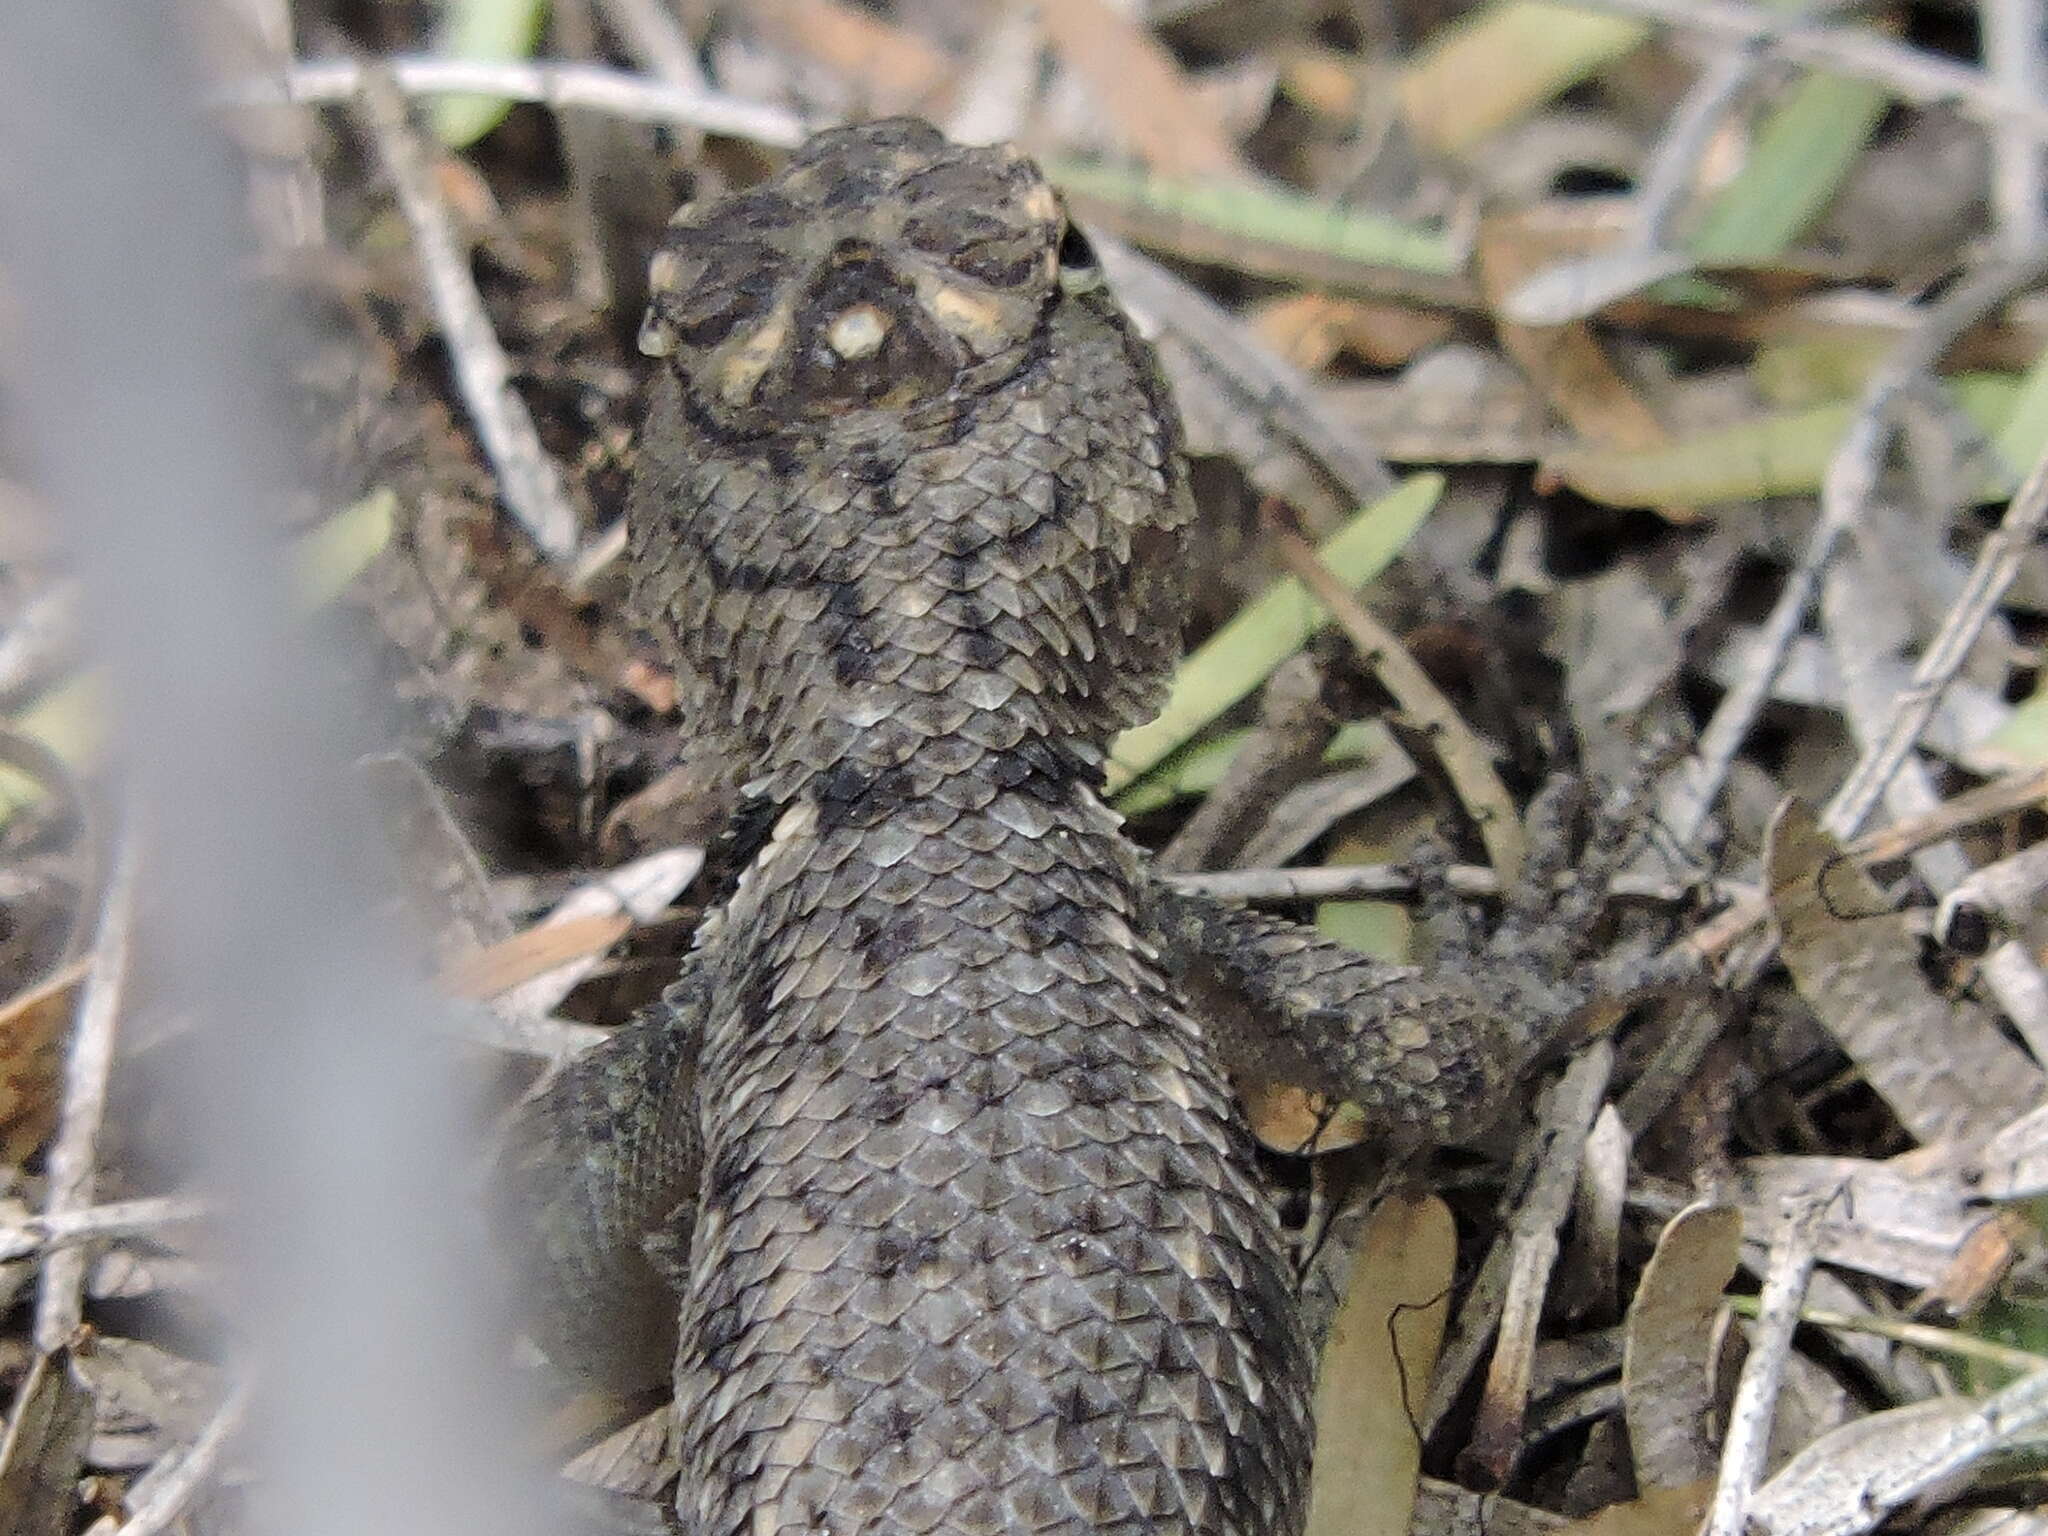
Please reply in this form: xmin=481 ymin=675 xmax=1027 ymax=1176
xmin=637 ymin=119 xmax=1073 ymax=434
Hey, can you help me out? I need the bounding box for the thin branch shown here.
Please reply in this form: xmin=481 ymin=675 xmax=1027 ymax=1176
xmin=1724 ymin=1294 xmax=2048 ymax=1375
xmin=230 ymin=55 xmax=805 ymax=147
xmin=1660 ymin=253 xmax=2048 ymax=849
xmin=93 ymin=1378 xmax=253 ymax=1536
xmin=0 ymin=1194 xmax=206 ymax=1263
xmin=33 ymin=824 xmax=139 ymax=1352
xmin=1824 ymin=435 xmax=2048 ymax=839
xmin=1505 ymin=43 xmax=1762 ymax=325
xmin=355 ymin=69 xmax=582 ymax=565
xmin=1163 ymin=861 xmax=1737 ymax=907
xmin=1748 ymin=1367 xmax=2048 ymax=1536
xmin=1634 ymin=46 xmax=1765 ymax=249
xmin=592 ymin=0 xmax=708 ymax=89
xmin=1981 ymin=0 xmax=2046 ymax=256
xmin=1265 ymin=510 xmax=1525 ymax=880
xmin=1704 ymin=1192 xmax=1830 ymax=1536
xmin=1571 ymin=0 xmax=2048 ymax=143
xmin=1844 ymin=762 xmax=2048 ymax=865
xmin=1425 ymin=1045 xmax=1617 ymax=1443
xmin=1460 ymin=1044 xmax=1616 ymax=1489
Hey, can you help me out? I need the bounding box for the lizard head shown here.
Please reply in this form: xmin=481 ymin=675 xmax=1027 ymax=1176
xmin=636 ymin=118 xmax=1087 ymax=434
xmin=628 ymin=120 xmax=1193 ymax=788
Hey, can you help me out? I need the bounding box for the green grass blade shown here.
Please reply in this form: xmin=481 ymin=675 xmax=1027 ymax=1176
xmin=1105 ymin=474 xmax=1443 ymax=795
xmin=429 ymin=0 xmax=550 ymax=148
xmin=1048 ymin=162 xmax=1461 ymax=278
xmin=1688 ymin=71 xmax=1890 ymax=265
xmin=1549 ymin=376 xmax=2019 ymax=507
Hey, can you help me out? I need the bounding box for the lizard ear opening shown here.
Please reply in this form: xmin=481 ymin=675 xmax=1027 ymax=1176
xmin=1056 ymin=223 xmax=1103 ymax=294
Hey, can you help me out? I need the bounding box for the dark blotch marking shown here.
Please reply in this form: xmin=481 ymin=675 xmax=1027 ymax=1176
xmin=962 ymin=1062 xmax=1007 ymax=1111
xmin=883 ymin=1400 xmax=921 ymax=1445
xmin=990 ymin=736 xmax=1091 ymax=803
xmin=761 ymin=437 xmax=804 ymax=478
xmin=854 ymin=911 xmax=924 ymax=979
xmin=832 ymin=624 xmax=879 ymax=686
xmin=821 ymin=577 xmax=882 ymax=687
xmin=960 ymin=628 xmax=1008 ymax=670
xmin=869 ymin=1233 xmax=910 ymax=1277
xmin=861 ymin=1081 xmax=912 ymax=1123
xmin=695 ymin=1300 xmax=745 ymax=1373
xmin=819 ymin=171 xmax=886 ymax=211
xmin=701 ymin=1140 xmax=751 ymax=1219
xmin=1067 ymin=1061 xmax=1125 ymax=1109
xmin=1019 ymin=895 xmax=1092 ymax=953
xmin=1056 ymin=1383 xmax=1091 ymax=1427
xmin=693 ymin=797 xmax=780 ymax=915
xmin=816 ymin=760 xmax=917 ymax=831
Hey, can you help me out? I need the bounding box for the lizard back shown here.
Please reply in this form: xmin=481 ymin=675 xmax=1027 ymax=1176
xmin=630 ymin=119 xmax=1313 ymax=1536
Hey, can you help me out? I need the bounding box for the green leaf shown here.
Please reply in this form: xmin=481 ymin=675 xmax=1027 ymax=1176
xmin=1995 ymin=345 xmax=2048 ymax=484
xmin=1113 ymin=730 xmax=1251 ymax=817
xmin=1549 ymin=375 xmax=2020 ymax=507
xmin=1750 ymin=333 xmax=1894 ymax=409
xmin=1975 ymin=679 xmax=2048 ymax=770
xmin=294 ymin=488 xmax=397 ymax=610
xmin=1113 ymin=719 xmax=1395 ymax=817
xmin=1398 ymin=3 xmax=1649 ymax=154
xmin=429 ymin=0 xmax=551 ymax=149
xmin=1105 ymin=474 xmax=1443 ymax=795
xmin=1688 ymin=71 xmax=1890 ymax=264
xmin=1048 ymin=162 xmax=1461 ymax=277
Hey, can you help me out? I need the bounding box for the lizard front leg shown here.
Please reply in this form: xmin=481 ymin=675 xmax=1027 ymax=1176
xmin=1145 ymin=774 xmax=1661 ymax=1161
xmin=494 ymin=957 xmax=707 ymax=1394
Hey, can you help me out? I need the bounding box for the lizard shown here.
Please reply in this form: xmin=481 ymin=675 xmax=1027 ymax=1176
xmin=494 ymin=117 xmax=1644 ymax=1536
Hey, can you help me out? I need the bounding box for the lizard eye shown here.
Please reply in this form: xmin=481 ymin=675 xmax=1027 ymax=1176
xmin=1056 ymin=223 xmax=1103 ymax=294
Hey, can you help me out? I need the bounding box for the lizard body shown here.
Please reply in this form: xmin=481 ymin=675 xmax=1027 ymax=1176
xmin=499 ymin=119 xmax=1627 ymax=1536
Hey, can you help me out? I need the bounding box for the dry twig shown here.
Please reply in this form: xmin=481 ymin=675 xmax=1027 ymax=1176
xmin=355 ymin=70 xmax=582 ymax=564
xmin=245 ymin=55 xmax=804 ymax=145
xmin=1575 ymin=0 xmax=2048 ymax=144
xmin=33 ymin=827 xmax=138 ymax=1353
xmin=1661 ymin=253 xmax=2048 ymax=849
xmin=1704 ymin=1192 xmax=1831 ymax=1536
xmin=1823 ymin=435 xmax=2048 ymax=839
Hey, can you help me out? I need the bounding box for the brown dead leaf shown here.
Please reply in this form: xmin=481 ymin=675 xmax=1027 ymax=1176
xmin=1766 ymin=799 xmax=2043 ymax=1146
xmin=1242 ymin=1081 xmax=1368 ymax=1155
xmin=1909 ymin=1207 xmax=2027 ymax=1319
xmin=1245 ymin=292 xmax=1458 ymax=371
xmin=437 ymin=910 xmax=634 ymax=1000
xmin=743 ymin=0 xmax=952 ymax=116
xmin=563 ymin=1401 xmax=677 ymax=1500
xmin=1037 ymin=0 xmax=1249 ymax=182
xmin=0 ymin=1348 xmax=92 ymax=1536
xmin=1621 ymin=1202 xmax=1741 ymax=1490
xmin=1306 ymin=1194 xmax=1455 ymax=1536
xmin=0 ymin=959 xmax=85 ymax=1166
xmin=1398 ymin=3 xmax=1648 ymax=156
xmin=1557 ymin=1482 xmax=1713 ymax=1535
xmin=1477 ymin=214 xmax=1684 ymax=515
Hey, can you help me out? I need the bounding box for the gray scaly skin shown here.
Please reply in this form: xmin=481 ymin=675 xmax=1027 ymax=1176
xmin=496 ymin=119 xmax=1640 ymax=1536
